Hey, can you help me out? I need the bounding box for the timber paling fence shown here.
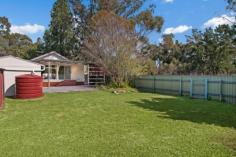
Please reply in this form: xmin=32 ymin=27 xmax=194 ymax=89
xmin=134 ymin=75 xmax=236 ymax=104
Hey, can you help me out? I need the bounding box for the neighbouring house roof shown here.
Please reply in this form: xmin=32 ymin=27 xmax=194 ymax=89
xmin=0 ymin=55 xmax=43 ymax=66
xmin=0 ymin=55 xmax=43 ymax=71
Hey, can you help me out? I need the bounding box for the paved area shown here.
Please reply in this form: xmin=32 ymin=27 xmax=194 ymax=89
xmin=43 ymin=85 xmax=96 ymax=93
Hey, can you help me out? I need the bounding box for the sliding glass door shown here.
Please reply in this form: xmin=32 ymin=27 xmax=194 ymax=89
xmin=59 ymin=66 xmax=65 ymax=80
xmin=64 ymin=66 xmax=71 ymax=80
xmin=59 ymin=66 xmax=71 ymax=80
xmin=43 ymin=65 xmax=57 ymax=79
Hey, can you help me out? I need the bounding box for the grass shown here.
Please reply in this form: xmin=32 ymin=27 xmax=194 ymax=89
xmin=0 ymin=90 xmax=236 ymax=157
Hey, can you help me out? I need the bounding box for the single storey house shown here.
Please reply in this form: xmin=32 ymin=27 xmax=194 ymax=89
xmin=0 ymin=56 xmax=43 ymax=96
xmin=0 ymin=52 xmax=105 ymax=96
xmin=31 ymin=51 xmax=105 ymax=87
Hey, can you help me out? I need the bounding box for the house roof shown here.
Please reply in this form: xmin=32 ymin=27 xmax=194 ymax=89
xmin=31 ymin=51 xmax=72 ymax=63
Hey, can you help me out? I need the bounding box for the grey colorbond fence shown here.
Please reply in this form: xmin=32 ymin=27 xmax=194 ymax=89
xmin=135 ymin=75 xmax=236 ymax=104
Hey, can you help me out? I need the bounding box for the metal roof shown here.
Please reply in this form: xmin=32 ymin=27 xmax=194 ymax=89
xmin=0 ymin=55 xmax=43 ymax=66
xmin=31 ymin=51 xmax=71 ymax=62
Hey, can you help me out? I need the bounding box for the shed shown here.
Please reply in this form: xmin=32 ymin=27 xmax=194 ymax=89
xmin=0 ymin=56 xmax=43 ymax=96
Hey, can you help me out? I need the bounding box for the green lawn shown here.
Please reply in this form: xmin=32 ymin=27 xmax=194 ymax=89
xmin=0 ymin=90 xmax=236 ymax=157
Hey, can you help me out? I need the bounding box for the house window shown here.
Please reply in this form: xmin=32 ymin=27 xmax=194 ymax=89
xmin=59 ymin=66 xmax=71 ymax=80
xmin=43 ymin=65 xmax=56 ymax=80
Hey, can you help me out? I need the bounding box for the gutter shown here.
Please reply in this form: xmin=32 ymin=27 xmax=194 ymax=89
xmin=3 ymin=65 xmax=45 ymax=73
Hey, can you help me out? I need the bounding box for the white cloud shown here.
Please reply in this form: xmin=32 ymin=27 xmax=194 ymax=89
xmin=163 ymin=0 xmax=174 ymax=3
xmin=163 ymin=25 xmax=192 ymax=34
xmin=158 ymin=38 xmax=163 ymax=43
xmin=11 ymin=24 xmax=45 ymax=35
xmin=203 ymin=14 xmax=236 ymax=28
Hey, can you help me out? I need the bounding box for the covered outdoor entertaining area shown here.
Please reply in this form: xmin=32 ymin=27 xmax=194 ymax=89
xmin=31 ymin=51 xmax=87 ymax=87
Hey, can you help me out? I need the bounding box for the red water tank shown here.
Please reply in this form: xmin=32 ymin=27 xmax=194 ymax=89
xmin=15 ymin=74 xmax=43 ymax=99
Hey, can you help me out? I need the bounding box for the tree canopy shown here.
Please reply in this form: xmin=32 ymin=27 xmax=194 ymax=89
xmin=226 ymin=0 xmax=236 ymax=12
xmin=82 ymin=10 xmax=139 ymax=86
xmin=143 ymin=24 xmax=236 ymax=75
xmin=0 ymin=17 xmax=38 ymax=58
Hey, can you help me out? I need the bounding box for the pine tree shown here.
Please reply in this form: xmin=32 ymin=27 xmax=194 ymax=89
xmin=69 ymin=0 xmax=88 ymax=60
xmin=44 ymin=0 xmax=74 ymax=58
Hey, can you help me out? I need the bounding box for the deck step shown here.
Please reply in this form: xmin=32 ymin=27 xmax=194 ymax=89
xmin=43 ymin=80 xmax=78 ymax=87
xmin=56 ymin=80 xmax=77 ymax=86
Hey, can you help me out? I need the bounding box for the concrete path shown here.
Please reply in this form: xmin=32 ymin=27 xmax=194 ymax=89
xmin=43 ymin=85 xmax=96 ymax=93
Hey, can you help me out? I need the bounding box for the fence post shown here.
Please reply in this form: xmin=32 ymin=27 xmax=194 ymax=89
xmin=204 ymin=78 xmax=208 ymax=99
xmin=190 ymin=78 xmax=193 ymax=97
xmin=133 ymin=77 xmax=136 ymax=88
xmin=179 ymin=77 xmax=182 ymax=96
xmin=220 ymin=80 xmax=223 ymax=102
xmin=153 ymin=76 xmax=156 ymax=93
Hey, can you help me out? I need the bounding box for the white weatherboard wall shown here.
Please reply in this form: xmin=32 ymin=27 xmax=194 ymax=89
xmin=71 ymin=64 xmax=85 ymax=82
xmin=0 ymin=56 xmax=42 ymax=96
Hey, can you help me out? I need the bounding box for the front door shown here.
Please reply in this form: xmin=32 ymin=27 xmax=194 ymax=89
xmin=0 ymin=71 xmax=4 ymax=108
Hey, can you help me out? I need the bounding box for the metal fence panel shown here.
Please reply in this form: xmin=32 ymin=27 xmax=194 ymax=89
xmin=135 ymin=75 xmax=236 ymax=104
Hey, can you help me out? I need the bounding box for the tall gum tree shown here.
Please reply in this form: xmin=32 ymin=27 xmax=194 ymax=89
xmin=70 ymin=0 xmax=164 ymax=86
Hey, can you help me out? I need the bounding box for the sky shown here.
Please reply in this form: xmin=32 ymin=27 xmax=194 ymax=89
xmin=0 ymin=0 xmax=234 ymax=43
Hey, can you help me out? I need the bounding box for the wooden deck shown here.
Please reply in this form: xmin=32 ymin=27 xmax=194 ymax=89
xmin=43 ymin=85 xmax=96 ymax=93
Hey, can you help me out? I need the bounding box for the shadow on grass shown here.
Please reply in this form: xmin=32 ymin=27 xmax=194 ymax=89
xmin=128 ymin=96 xmax=236 ymax=129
